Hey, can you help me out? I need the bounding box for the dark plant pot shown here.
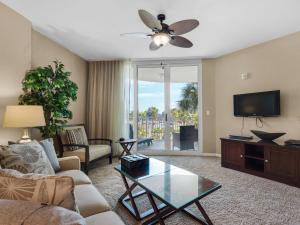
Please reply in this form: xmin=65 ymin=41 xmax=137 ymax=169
xmin=251 ymin=130 xmax=286 ymax=141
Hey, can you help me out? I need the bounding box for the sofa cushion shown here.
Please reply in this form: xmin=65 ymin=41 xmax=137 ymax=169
xmin=56 ymin=170 xmax=91 ymax=185
xmin=0 ymin=169 xmax=77 ymax=211
xmin=63 ymin=145 xmax=111 ymax=162
xmin=74 ymin=184 xmax=111 ymax=217
xmin=0 ymin=199 xmax=86 ymax=225
xmin=0 ymin=141 xmax=55 ymax=175
xmin=40 ymin=138 xmax=60 ymax=172
xmin=85 ymin=211 xmax=125 ymax=225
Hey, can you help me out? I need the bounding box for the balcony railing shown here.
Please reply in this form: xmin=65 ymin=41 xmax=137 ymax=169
xmin=137 ymin=118 xmax=197 ymax=140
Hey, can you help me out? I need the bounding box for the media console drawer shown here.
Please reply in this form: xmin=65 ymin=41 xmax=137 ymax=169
xmin=221 ymin=138 xmax=300 ymax=188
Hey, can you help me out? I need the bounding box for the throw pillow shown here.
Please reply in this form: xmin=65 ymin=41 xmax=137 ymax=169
xmin=40 ymin=138 xmax=60 ymax=172
xmin=0 ymin=169 xmax=77 ymax=211
xmin=65 ymin=128 xmax=88 ymax=151
xmin=0 ymin=199 xmax=86 ymax=225
xmin=0 ymin=141 xmax=55 ymax=175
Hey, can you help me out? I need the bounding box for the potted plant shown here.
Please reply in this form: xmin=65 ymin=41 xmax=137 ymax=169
xmin=19 ymin=60 xmax=78 ymax=138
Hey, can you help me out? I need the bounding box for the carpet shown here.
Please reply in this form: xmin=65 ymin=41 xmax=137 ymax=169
xmin=89 ymin=156 xmax=300 ymax=225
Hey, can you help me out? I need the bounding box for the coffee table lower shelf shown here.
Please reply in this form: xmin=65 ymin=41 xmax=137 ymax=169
xmin=118 ymin=174 xmax=216 ymax=225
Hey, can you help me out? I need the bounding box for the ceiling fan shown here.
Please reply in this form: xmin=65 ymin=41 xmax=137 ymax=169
xmin=121 ymin=9 xmax=199 ymax=51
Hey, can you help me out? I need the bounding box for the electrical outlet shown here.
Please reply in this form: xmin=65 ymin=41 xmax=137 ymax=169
xmin=241 ymin=73 xmax=249 ymax=80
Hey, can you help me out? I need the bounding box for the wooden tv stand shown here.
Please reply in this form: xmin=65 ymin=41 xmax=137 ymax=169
xmin=221 ymin=137 xmax=300 ymax=187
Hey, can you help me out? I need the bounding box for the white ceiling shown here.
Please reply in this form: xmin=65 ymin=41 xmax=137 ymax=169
xmin=2 ymin=0 xmax=300 ymax=61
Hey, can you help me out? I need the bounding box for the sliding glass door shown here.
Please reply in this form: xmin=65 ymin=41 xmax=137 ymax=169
xmin=169 ymin=66 xmax=199 ymax=151
xmin=134 ymin=62 xmax=201 ymax=153
xmin=137 ymin=67 xmax=168 ymax=150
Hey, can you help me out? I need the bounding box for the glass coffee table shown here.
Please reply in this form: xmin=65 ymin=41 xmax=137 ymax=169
xmin=115 ymin=158 xmax=221 ymax=225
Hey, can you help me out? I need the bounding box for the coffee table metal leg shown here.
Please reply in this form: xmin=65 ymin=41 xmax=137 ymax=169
xmin=120 ymin=174 xmax=141 ymax=220
xmin=142 ymin=207 xmax=175 ymax=225
xmin=119 ymin=175 xmax=167 ymax=221
xmin=146 ymin=192 xmax=165 ymax=225
xmin=182 ymin=201 xmax=214 ymax=225
xmin=142 ymin=192 xmax=214 ymax=225
xmin=119 ymin=183 xmax=137 ymax=202
xmin=195 ymin=201 xmax=213 ymax=225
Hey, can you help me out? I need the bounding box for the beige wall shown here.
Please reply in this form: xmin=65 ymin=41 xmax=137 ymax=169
xmin=31 ymin=31 xmax=87 ymax=125
xmin=0 ymin=2 xmax=31 ymax=144
xmin=213 ymin=32 xmax=300 ymax=153
xmin=202 ymin=59 xmax=216 ymax=153
xmin=0 ymin=2 xmax=87 ymax=144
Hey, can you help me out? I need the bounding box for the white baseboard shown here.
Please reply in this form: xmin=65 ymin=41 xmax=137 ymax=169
xmin=199 ymin=153 xmax=221 ymax=157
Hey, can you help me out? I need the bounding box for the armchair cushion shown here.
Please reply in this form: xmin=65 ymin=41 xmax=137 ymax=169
xmin=63 ymin=145 xmax=111 ymax=162
xmin=65 ymin=128 xmax=88 ymax=151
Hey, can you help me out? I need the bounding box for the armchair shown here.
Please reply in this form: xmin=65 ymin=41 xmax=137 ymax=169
xmin=57 ymin=124 xmax=112 ymax=174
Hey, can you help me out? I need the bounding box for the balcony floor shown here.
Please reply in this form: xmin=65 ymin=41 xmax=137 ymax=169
xmin=137 ymin=139 xmax=198 ymax=151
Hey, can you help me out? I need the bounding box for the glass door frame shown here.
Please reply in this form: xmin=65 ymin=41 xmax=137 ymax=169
xmin=132 ymin=59 xmax=203 ymax=156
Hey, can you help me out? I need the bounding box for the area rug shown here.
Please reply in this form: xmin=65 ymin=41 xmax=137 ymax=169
xmin=89 ymin=156 xmax=300 ymax=225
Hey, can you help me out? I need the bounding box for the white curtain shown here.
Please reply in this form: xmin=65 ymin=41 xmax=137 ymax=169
xmin=111 ymin=60 xmax=132 ymax=154
xmin=86 ymin=60 xmax=132 ymax=156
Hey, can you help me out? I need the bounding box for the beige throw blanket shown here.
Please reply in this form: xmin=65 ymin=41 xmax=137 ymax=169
xmin=0 ymin=199 xmax=86 ymax=225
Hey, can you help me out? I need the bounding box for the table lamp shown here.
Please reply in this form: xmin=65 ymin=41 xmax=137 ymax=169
xmin=3 ymin=105 xmax=46 ymax=143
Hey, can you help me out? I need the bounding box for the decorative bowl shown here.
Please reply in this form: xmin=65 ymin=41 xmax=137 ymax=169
xmin=251 ymin=130 xmax=286 ymax=141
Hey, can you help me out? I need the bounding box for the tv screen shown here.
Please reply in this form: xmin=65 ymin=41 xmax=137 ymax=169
xmin=234 ymin=90 xmax=280 ymax=117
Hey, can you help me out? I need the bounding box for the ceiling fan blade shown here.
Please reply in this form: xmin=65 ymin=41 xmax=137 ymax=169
xmin=169 ymin=36 xmax=193 ymax=48
xmin=120 ymin=32 xmax=152 ymax=38
xmin=169 ymin=19 xmax=199 ymax=35
xmin=149 ymin=42 xmax=160 ymax=51
xmin=138 ymin=9 xmax=162 ymax=31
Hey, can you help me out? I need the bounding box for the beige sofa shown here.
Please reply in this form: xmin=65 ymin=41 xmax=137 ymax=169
xmin=56 ymin=156 xmax=125 ymax=225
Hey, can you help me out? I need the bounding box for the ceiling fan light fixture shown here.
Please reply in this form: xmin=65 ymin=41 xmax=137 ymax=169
xmin=152 ymin=33 xmax=170 ymax=46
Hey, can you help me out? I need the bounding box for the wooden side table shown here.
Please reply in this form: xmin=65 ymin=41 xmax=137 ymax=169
xmin=116 ymin=139 xmax=137 ymax=159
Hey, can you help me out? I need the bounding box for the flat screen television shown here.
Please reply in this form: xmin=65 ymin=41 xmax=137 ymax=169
xmin=234 ymin=90 xmax=280 ymax=117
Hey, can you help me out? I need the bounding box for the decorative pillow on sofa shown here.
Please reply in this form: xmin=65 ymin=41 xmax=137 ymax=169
xmin=0 ymin=141 xmax=55 ymax=175
xmin=40 ymin=138 xmax=60 ymax=172
xmin=66 ymin=128 xmax=88 ymax=151
xmin=0 ymin=169 xmax=77 ymax=211
xmin=0 ymin=199 xmax=86 ymax=225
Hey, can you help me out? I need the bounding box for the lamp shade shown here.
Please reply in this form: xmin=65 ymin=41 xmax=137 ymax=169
xmin=3 ymin=105 xmax=46 ymax=128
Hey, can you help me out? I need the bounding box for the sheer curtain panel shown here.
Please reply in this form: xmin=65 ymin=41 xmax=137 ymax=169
xmin=86 ymin=60 xmax=131 ymax=156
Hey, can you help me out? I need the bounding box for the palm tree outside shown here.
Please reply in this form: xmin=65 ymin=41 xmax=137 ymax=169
xmin=147 ymin=106 xmax=159 ymax=138
xmin=178 ymin=83 xmax=198 ymax=113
